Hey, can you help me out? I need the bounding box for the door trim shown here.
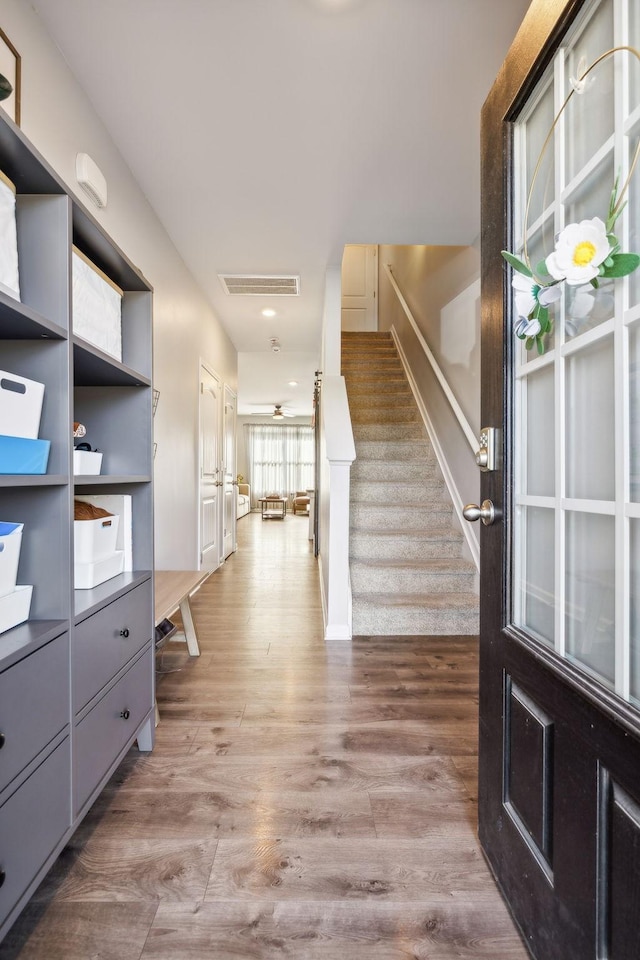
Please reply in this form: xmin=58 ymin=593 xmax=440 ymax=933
xmin=198 ymin=359 xmax=222 ymax=572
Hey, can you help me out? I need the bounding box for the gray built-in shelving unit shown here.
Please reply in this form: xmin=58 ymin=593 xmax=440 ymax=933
xmin=0 ymin=108 xmax=155 ymax=941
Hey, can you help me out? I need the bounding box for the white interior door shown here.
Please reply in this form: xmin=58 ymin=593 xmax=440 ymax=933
xmin=199 ymin=363 xmax=221 ymax=572
xmin=341 ymin=244 xmax=378 ymax=331
xmin=223 ymin=385 xmax=237 ymax=560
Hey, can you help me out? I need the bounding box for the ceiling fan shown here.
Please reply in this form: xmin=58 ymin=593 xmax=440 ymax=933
xmin=248 ymin=403 xmax=296 ymax=419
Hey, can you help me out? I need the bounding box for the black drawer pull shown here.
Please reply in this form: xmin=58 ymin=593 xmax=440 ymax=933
xmin=0 ymin=869 xmax=5 ymax=888
xmin=0 ymin=732 xmax=5 ymax=750
xmin=120 ymin=628 xmax=130 ymax=638
xmin=120 ymin=709 xmax=131 ymax=720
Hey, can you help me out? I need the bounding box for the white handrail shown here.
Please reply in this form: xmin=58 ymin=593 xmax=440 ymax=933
xmin=383 ymin=263 xmax=479 ymax=456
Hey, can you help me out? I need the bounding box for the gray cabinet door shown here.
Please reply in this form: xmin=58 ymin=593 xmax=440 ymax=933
xmin=74 ymin=648 xmax=152 ymax=812
xmin=74 ymin=580 xmax=152 ymax=713
xmin=0 ymin=633 xmax=69 ymax=794
xmin=0 ymin=739 xmax=70 ymax=927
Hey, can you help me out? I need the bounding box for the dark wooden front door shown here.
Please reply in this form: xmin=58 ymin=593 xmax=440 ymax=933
xmin=479 ymin=1 xmax=640 ymax=957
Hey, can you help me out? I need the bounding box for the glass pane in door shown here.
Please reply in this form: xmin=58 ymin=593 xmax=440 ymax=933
xmin=566 ymin=337 xmax=615 ymax=501
xmin=524 ymin=366 xmax=555 ymax=497
xmin=525 ymin=80 xmax=555 ymax=226
xmin=564 ymin=0 xmax=614 ymax=182
xmin=518 ymin=506 xmax=555 ymax=646
xmin=629 ymin=324 xmax=640 ymax=502
xmin=565 ymin=511 xmax=615 ymax=686
xmin=630 ymin=519 xmax=640 ymax=705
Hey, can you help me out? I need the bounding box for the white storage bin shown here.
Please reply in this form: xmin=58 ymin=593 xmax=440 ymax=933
xmin=0 ymin=371 xmax=44 ymax=439
xmin=0 ymin=584 xmax=33 ymax=634
xmin=74 ymin=551 xmax=124 ymax=590
xmin=0 ymin=521 xmax=23 ymax=599
xmin=73 ymin=450 xmax=103 ymax=475
xmin=0 ymin=170 xmax=20 ymax=302
xmin=72 ymin=247 xmax=123 ymax=361
xmin=74 ymin=512 xmax=120 ymax=563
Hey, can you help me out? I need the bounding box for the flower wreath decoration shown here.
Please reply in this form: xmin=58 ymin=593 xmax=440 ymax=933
xmin=502 ymin=46 xmax=640 ymax=355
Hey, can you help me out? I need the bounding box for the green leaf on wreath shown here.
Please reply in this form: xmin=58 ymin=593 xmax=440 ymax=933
xmin=501 ymin=251 xmax=533 ymax=277
xmin=525 ymin=336 xmax=534 ymax=351
xmin=601 ymin=253 xmax=640 ymax=278
xmin=590 ymin=277 xmax=599 ymax=289
xmin=536 ymin=260 xmax=552 ymax=280
xmin=536 ymin=337 xmax=545 ymax=356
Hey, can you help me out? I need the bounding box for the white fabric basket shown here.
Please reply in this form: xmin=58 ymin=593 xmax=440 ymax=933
xmin=0 ymin=170 xmax=20 ymax=301
xmin=72 ymin=247 xmax=123 ymax=361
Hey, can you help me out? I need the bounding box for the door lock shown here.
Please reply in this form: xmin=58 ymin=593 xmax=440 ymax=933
xmin=476 ymin=427 xmax=497 ymax=472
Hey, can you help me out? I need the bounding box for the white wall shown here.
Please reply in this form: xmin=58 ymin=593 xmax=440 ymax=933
xmin=2 ymin=1 xmax=237 ymax=569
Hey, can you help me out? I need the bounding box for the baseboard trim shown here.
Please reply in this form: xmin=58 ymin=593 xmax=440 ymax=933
xmin=391 ymin=325 xmax=480 ymax=572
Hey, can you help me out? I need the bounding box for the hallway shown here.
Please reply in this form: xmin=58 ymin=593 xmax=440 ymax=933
xmin=1 ymin=514 xmax=528 ymax=959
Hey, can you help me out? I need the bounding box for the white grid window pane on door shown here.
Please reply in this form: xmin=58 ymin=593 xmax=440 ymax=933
xmin=512 ymin=0 xmax=640 ymax=703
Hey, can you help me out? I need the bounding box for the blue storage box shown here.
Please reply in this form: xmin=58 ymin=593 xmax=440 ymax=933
xmin=0 ymin=435 xmax=50 ymax=474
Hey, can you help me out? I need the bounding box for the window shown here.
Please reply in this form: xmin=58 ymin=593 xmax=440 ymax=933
xmin=244 ymin=424 xmax=314 ymax=503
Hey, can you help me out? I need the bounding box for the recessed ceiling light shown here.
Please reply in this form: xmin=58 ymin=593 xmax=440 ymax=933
xmin=261 ymin=308 xmax=276 ymax=317
xmin=288 ymin=381 xmax=299 ymax=387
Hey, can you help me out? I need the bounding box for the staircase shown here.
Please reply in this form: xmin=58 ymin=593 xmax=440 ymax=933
xmin=342 ymin=331 xmax=479 ymax=636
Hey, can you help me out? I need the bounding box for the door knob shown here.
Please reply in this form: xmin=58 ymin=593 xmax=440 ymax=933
xmin=463 ymin=499 xmax=496 ymax=526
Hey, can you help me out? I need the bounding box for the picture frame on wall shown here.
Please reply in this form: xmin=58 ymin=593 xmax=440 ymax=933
xmin=0 ymin=27 xmax=20 ymax=126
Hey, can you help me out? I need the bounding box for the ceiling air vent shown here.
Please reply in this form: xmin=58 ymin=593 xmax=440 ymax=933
xmin=218 ymin=274 xmax=300 ymax=296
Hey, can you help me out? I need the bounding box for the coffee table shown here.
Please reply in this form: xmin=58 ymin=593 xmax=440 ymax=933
xmin=259 ymin=497 xmax=287 ymax=519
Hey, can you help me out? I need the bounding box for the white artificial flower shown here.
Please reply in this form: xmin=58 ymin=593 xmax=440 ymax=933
xmin=511 ymin=273 xmax=537 ymax=319
xmin=545 ymin=217 xmax=612 ymax=285
xmin=511 ymin=273 xmax=561 ymax=319
xmin=538 ymin=285 xmax=562 ymax=307
xmin=515 ymin=316 xmax=542 ymax=338
xmin=569 ymin=56 xmax=595 ymax=95
xmin=569 ymin=284 xmax=595 ymax=320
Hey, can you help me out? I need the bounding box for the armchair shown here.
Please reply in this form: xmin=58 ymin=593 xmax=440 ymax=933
xmin=292 ymin=491 xmax=311 ymax=515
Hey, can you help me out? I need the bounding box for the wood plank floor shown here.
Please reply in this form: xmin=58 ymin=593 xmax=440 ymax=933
xmin=0 ymin=513 xmax=529 ymax=959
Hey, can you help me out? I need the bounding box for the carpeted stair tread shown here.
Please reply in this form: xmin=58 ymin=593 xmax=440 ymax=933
xmin=355 ymin=590 xmax=478 ymax=608
xmin=352 ymin=423 xmax=427 ymax=440
xmin=351 ymin=557 xmax=474 ymax=573
xmin=351 ymin=524 xmax=463 ymax=540
xmin=354 ymin=439 xmax=434 ymax=458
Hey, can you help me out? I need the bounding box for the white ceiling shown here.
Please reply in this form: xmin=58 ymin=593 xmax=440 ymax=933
xmin=31 ymin=0 xmax=531 ymax=415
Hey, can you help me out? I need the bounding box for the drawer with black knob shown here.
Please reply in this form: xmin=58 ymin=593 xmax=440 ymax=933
xmin=74 ymin=647 xmax=153 ymax=813
xmin=0 ymin=633 xmax=69 ymax=795
xmin=73 ymin=579 xmax=152 ymax=712
xmin=0 ymin=738 xmax=70 ymax=927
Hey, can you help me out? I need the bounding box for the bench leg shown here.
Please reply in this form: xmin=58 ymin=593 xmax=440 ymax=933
xmin=179 ymin=596 xmax=201 ymax=656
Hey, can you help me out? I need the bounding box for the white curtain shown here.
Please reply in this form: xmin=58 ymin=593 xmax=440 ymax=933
xmin=244 ymin=424 xmax=314 ymax=505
